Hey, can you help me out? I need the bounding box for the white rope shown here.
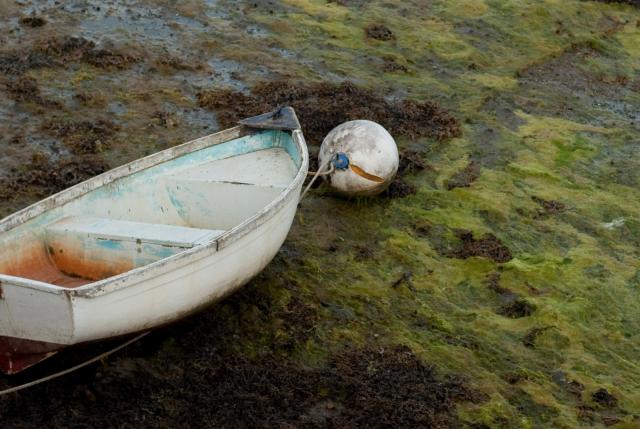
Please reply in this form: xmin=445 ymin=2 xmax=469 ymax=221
xmin=306 ymin=168 xmax=333 ymax=177
xmin=0 ymin=331 xmax=149 ymax=396
xmin=300 ymin=158 xmax=333 ymax=201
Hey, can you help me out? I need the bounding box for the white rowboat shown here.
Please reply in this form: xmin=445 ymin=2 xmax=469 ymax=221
xmin=0 ymin=108 xmax=308 ymax=374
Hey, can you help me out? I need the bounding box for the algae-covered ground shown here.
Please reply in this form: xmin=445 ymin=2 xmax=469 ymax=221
xmin=1 ymin=0 xmax=640 ymax=427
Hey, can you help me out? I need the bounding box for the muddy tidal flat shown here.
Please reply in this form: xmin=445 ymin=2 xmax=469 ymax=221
xmin=1 ymin=0 xmax=640 ymax=427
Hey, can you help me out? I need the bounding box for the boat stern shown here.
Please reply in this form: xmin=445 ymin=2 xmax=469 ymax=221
xmin=0 ymin=277 xmax=74 ymax=374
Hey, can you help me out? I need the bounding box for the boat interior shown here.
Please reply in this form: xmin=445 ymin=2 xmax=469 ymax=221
xmin=0 ymin=130 xmax=301 ymax=288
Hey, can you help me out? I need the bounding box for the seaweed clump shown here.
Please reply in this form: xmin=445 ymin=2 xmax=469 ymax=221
xmin=365 ymin=24 xmax=396 ymax=41
xmin=43 ymin=119 xmax=119 ymax=154
xmin=381 ymin=56 xmax=408 ymax=73
xmin=485 ymin=273 xmax=535 ymax=319
xmin=20 ymin=16 xmax=47 ymax=28
xmin=0 ymin=153 xmax=109 ymax=201
xmin=450 ymin=231 xmax=513 ymax=263
xmin=498 ymin=299 xmax=536 ymax=319
xmin=592 ymin=388 xmax=618 ymax=408
xmin=152 ymin=110 xmax=179 ymax=129
xmin=446 ymin=161 xmax=480 ymax=190
xmin=0 ymin=36 xmax=139 ymax=78
xmin=522 ymin=326 xmax=552 ymax=347
xmin=36 ymin=36 xmax=96 ymax=60
xmin=383 ymin=148 xmax=431 ymax=199
xmin=37 ymin=37 xmax=139 ymax=69
xmin=596 ymin=0 xmax=639 ymax=6
xmin=83 ymin=48 xmax=139 ymax=69
xmin=5 ymin=76 xmax=59 ymax=106
xmin=385 ymin=178 xmax=417 ymax=199
xmin=398 ymin=149 xmax=430 ymax=175
xmin=532 ymin=196 xmax=566 ymax=218
xmin=197 ymin=81 xmax=461 ymax=144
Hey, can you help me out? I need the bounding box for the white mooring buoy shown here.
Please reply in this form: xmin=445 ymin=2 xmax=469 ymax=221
xmin=318 ymin=120 xmax=399 ymax=197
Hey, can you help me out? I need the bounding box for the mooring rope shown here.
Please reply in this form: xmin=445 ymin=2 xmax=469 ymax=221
xmin=300 ymin=158 xmax=334 ymax=201
xmin=0 ymin=331 xmax=149 ymax=397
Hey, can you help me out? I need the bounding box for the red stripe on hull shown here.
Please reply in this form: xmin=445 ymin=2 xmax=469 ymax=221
xmin=0 ymin=336 xmax=65 ymax=375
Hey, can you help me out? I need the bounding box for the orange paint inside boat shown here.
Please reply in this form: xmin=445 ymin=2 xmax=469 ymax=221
xmin=51 ymin=248 xmax=134 ymax=285
xmin=0 ymin=241 xmax=131 ymax=288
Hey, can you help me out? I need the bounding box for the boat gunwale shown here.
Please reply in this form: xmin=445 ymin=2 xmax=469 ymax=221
xmin=0 ymin=126 xmax=309 ymax=298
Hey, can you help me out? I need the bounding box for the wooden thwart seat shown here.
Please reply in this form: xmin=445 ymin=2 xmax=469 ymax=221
xmin=44 ymin=217 xmax=224 ymax=281
xmin=46 ymin=217 xmax=222 ymax=248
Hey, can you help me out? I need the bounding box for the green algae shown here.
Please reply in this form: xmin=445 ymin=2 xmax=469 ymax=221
xmin=220 ymin=0 xmax=640 ymax=427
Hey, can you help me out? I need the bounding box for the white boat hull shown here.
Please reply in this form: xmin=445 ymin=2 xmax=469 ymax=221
xmin=0 ymin=119 xmax=308 ymax=374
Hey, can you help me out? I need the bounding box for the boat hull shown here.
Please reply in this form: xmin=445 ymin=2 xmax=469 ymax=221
xmin=0 ymin=190 xmax=300 ymax=374
xmin=0 ymin=124 xmax=308 ymax=374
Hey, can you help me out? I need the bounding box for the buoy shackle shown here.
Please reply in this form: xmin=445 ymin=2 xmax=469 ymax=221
xmin=331 ymin=152 xmax=350 ymax=170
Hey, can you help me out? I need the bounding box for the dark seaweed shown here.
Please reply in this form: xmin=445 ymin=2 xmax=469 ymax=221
xmin=198 ymin=81 xmax=461 ymax=144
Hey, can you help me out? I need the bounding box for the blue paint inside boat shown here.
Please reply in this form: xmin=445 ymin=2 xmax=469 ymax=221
xmin=96 ymin=239 xmax=125 ymax=250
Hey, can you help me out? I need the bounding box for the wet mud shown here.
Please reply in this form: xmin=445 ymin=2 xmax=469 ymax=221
xmin=516 ymin=43 xmax=638 ymax=129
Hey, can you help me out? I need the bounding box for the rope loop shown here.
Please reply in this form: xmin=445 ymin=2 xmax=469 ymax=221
xmin=301 ymin=157 xmax=334 ymax=200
